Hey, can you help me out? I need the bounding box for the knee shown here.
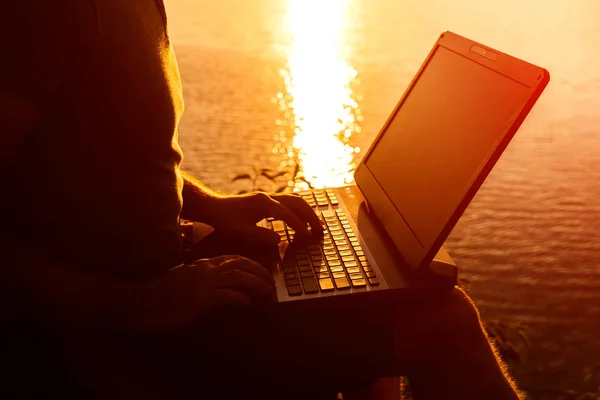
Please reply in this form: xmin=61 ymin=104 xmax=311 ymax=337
xmin=426 ymin=286 xmax=484 ymax=344
xmin=444 ymin=286 xmax=483 ymax=328
xmin=394 ymin=287 xmax=485 ymax=365
xmin=413 ymin=286 xmax=482 ymax=333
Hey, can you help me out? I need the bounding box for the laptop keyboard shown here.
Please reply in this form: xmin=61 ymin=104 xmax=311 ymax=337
xmin=269 ymin=189 xmax=379 ymax=296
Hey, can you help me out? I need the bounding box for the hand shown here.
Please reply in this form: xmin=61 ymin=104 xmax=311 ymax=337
xmin=134 ymin=255 xmax=274 ymax=332
xmin=205 ymin=192 xmax=323 ymax=245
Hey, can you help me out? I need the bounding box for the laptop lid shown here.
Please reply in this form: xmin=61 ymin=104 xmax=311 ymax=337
xmin=354 ymin=31 xmax=549 ymax=271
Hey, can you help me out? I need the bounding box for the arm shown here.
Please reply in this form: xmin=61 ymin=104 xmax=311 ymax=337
xmin=0 ymin=231 xmax=275 ymax=333
xmin=180 ymin=171 xmax=323 ymax=245
xmin=180 ymin=170 xmax=224 ymax=226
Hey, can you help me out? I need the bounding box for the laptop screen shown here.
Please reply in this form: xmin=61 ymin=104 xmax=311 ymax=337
xmin=363 ymin=45 xmax=532 ymax=252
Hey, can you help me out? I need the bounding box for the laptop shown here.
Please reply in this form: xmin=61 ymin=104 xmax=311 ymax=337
xmin=259 ymin=31 xmax=549 ymax=307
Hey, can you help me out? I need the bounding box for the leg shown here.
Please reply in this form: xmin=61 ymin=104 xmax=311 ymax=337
xmin=177 ymin=232 xmax=396 ymax=396
xmin=392 ymin=287 xmax=521 ymax=400
xmin=159 ymin=304 xmax=393 ymax=399
xmin=65 ymin=231 xmax=520 ymax=399
xmin=62 ymin=232 xmax=386 ymax=399
xmin=63 ymin=287 xmax=521 ymax=400
xmin=185 ymin=232 xmax=521 ymax=399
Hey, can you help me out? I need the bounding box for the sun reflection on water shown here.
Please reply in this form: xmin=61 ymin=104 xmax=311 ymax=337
xmin=274 ymin=0 xmax=363 ymax=189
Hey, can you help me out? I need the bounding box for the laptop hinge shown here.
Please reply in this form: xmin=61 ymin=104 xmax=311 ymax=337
xmin=348 ymin=185 xmax=458 ymax=285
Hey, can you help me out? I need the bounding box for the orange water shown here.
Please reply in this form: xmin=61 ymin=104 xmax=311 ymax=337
xmin=168 ymin=0 xmax=600 ymax=389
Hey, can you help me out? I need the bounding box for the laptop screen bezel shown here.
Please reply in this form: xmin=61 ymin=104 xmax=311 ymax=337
xmin=354 ymin=31 xmax=550 ymax=271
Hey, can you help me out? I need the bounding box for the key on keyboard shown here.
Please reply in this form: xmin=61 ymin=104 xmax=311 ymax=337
xmin=297 ymin=189 xmax=339 ymax=208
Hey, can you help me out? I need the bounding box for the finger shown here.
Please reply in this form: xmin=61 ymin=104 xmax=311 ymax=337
xmin=219 ymin=256 xmax=274 ymax=285
xmin=215 ymin=269 xmax=274 ymax=297
xmin=196 ymin=254 xmax=247 ymax=267
xmin=273 ymin=194 xmax=323 ymax=235
xmin=264 ymin=198 xmax=310 ymax=236
xmin=206 ymin=288 xmax=252 ymax=308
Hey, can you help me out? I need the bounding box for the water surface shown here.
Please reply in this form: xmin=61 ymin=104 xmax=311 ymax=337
xmin=167 ymin=0 xmax=600 ymax=392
